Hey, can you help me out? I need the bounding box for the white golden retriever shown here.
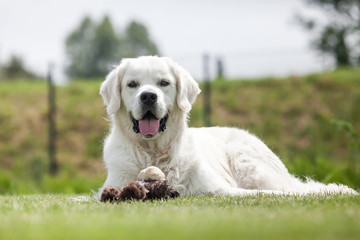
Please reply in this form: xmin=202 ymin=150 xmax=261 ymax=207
xmin=98 ymin=56 xmax=357 ymax=197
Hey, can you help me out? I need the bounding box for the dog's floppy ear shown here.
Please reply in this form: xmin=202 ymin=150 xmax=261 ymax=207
xmin=166 ymin=58 xmax=201 ymax=112
xmin=99 ymin=60 xmax=128 ymax=115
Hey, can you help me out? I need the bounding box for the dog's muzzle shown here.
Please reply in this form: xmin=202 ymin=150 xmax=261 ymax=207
xmin=131 ymin=112 xmax=168 ymax=137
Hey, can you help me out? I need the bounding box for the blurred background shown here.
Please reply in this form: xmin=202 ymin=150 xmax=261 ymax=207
xmin=0 ymin=0 xmax=359 ymax=194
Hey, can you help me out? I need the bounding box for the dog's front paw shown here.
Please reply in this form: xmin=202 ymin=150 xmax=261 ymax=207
xmin=100 ymin=186 xmax=121 ymax=202
xmin=119 ymin=182 xmax=147 ymax=201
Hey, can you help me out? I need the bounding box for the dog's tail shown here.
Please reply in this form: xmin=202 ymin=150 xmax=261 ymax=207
xmin=286 ymin=176 xmax=358 ymax=195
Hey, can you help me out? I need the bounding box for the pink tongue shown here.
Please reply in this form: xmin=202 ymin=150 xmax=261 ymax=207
xmin=139 ymin=118 xmax=160 ymax=136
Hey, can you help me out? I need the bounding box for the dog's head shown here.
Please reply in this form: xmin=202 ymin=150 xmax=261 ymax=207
xmin=100 ymin=56 xmax=201 ymax=139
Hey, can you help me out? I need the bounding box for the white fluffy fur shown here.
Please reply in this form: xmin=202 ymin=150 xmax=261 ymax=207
xmin=98 ymin=56 xmax=357 ymax=198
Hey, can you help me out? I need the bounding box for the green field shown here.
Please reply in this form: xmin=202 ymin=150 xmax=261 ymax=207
xmin=0 ymin=68 xmax=359 ymax=193
xmin=0 ymin=69 xmax=359 ymax=239
xmin=0 ymin=194 xmax=359 ymax=240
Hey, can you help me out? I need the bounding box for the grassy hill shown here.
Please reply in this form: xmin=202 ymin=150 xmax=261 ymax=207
xmin=0 ymin=68 xmax=359 ymax=193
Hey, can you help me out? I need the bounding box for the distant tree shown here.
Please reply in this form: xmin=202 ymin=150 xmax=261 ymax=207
xmin=124 ymin=21 xmax=159 ymax=57
xmin=65 ymin=17 xmax=98 ymax=78
xmin=296 ymin=0 xmax=360 ymax=67
xmin=92 ymin=16 xmax=121 ymax=77
xmin=65 ymin=16 xmax=160 ymax=78
xmin=1 ymin=55 xmax=36 ymax=79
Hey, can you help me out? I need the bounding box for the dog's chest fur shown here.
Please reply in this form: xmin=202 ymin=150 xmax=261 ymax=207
xmin=136 ymin=141 xmax=175 ymax=171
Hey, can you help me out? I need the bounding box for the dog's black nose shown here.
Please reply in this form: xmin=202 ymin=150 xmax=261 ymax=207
xmin=140 ymin=92 xmax=157 ymax=105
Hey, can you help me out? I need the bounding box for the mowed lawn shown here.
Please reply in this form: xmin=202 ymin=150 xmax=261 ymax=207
xmin=0 ymin=194 xmax=359 ymax=240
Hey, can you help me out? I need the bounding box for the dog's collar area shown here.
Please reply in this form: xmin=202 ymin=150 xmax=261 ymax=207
xmin=131 ymin=114 xmax=168 ymax=135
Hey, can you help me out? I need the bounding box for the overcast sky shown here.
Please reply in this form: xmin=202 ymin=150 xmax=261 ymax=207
xmin=0 ymin=0 xmax=330 ymax=82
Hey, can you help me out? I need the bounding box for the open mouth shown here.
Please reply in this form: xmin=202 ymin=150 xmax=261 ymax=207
xmin=131 ymin=112 xmax=168 ymax=137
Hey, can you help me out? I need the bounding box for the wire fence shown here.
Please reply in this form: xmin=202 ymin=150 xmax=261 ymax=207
xmin=168 ymin=48 xmax=335 ymax=81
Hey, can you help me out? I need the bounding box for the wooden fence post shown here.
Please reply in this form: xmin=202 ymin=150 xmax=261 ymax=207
xmin=203 ymin=53 xmax=211 ymax=127
xmin=48 ymin=63 xmax=58 ymax=175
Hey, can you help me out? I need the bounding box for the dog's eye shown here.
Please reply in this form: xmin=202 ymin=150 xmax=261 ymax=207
xmin=128 ymin=81 xmax=139 ymax=88
xmin=159 ymin=80 xmax=170 ymax=87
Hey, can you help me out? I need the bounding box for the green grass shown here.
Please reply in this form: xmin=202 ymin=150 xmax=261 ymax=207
xmin=0 ymin=72 xmax=359 ymax=239
xmin=0 ymin=194 xmax=359 ymax=240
